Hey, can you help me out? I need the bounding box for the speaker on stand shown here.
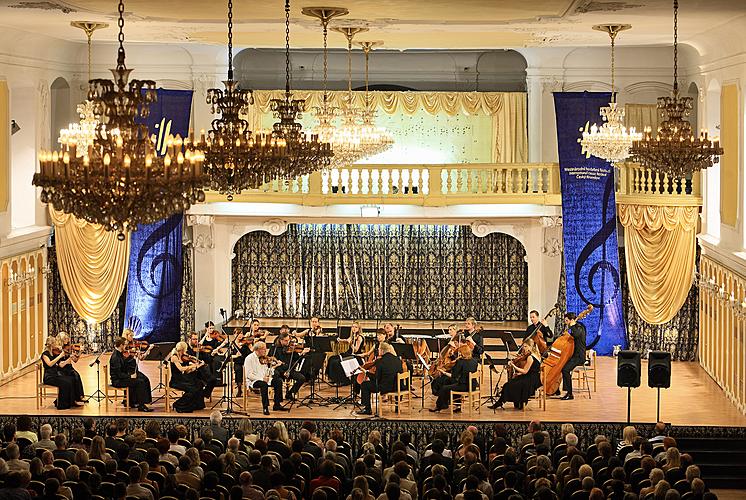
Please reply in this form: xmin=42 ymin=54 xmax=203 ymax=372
xmin=648 ymin=351 xmax=672 ymax=422
xmin=617 ymin=351 xmax=641 ymax=423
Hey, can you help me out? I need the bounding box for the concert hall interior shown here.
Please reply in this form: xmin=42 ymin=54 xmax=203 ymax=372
xmin=1 ymin=1 xmax=746 ymax=499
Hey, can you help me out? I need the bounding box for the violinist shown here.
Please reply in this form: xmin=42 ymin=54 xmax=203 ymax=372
xmin=201 ymin=321 xmax=228 ymax=381
xmin=360 ymin=328 xmax=387 ymax=359
xmin=230 ymin=329 xmax=252 ymax=397
xmin=243 ymin=341 xmax=289 ymax=415
xmin=463 ymin=317 xmax=484 ymax=360
xmin=187 ymin=332 xmax=218 ymax=398
xmin=489 ymin=338 xmax=542 ymax=410
xmin=249 ymin=319 xmax=269 ymax=340
xmin=560 ymin=312 xmax=587 ymax=400
xmin=356 ymin=342 xmax=403 ymax=416
xmin=383 ymin=322 xmax=403 ymax=343
xmin=110 ymin=337 xmax=153 ymax=412
xmin=56 ymin=332 xmax=86 ymax=404
xmin=41 ymin=337 xmax=84 ymax=409
xmin=430 ymin=344 xmax=479 ymax=413
xmin=121 ymin=328 xmax=154 ymax=360
xmin=169 ymin=342 xmax=207 ymax=413
xmin=430 ymin=324 xmax=460 ymax=396
xmin=295 ymin=316 xmax=323 ymax=338
xmin=271 ymin=328 xmax=311 ymax=401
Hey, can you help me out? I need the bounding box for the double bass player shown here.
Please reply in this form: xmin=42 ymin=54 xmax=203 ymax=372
xmin=560 ymin=311 xmax=587 ymax=400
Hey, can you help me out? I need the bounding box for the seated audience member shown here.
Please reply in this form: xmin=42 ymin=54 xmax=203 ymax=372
xmin=310 ymin=459 xmax=342 ymax=494
xmin=4 ymin=444 xmax=29 ymax=472
xmin=649 ymin=422 xmax=667 ymax=444
xmin=125 ymin=465 xmax=154 ymax=500
xmin=239 ymin=471 xmax=265 ymax=500
xmin=174 ymin=454 xmax=202 ymax=491
xmin=15 ymin=416 xmax=38 ymax=443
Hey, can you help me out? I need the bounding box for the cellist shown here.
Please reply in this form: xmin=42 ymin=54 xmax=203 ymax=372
xmin=526 ymin=310 xmax=553 ymax=353
xmin=560 ymin=311 xmax=587 ymax=400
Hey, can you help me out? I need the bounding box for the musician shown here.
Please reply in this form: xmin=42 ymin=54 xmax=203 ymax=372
xmin=296 ymin=316 xmax=323 ymax=338
xmin=56 ymin=332 xmax=86 ymax=403
xmin=121 ymin=328 xmax=154 ymax=360
xmin=271 ymin=329 xmax=311 ymax=401
xmin=327 ymin=321 xmax=365 ymax=385
xmin=201 ymin=321 xmax=228 ymax=381
xmin=41 ymin=337 xmax=84 ymax=409
xmin=360 ymin=328 xmax=387 ymax=359
xmin=429 ymin=344 xmax=479 ymax=413
xmin=110 ymin=337 xmax=153 ymax=412
xmin=169 ymin=342 xmax=207 ymax=413
xmin=527 ymin=310 xmax=553 ymax=341
xmin=490 ymin=338 xmax=542 ymax=410
xmin=560 ymin=312 xmax=587 ymax=400
xmin=244 ymin=341 xmax=289 ymax=415
xmin=430 ymin=324 xmax=460 ymax=396
xmin=463 ymin=317 xmax=484 ymax=360
xmin=357 ymin=343 xmax=403 ymax=416
xmin=384 ymin=322 xmax=403 ymax=343
xmin=249 ymin=319 xmax=269 ymax=340
xmin=230 ymin=330 xmax=253 ymax=397
xmin=187 ymin=332 xmax=218 ymax=398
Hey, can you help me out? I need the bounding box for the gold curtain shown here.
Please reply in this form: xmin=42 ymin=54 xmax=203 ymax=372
xmin=625 ymin=104 xmax=659 ymax=137
xmin=618 ymin=204 xmax=698 ymax=324
xmin=248 ymin=90 xmax=528 ymax=162
xmin=49 ymin=207 xmax=130 ymax=323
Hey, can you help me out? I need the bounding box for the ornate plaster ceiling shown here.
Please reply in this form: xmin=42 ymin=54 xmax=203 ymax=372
xmin=0 ymin=0 xmax=744 ymax=49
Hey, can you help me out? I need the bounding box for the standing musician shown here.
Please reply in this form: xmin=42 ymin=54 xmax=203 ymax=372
xmin=463 ymin=317 xmax=484 ymax=360
xmin=187 ymin=332 xmax=218 ymax=398
xmin=168 ymin=342 xmax=207 ymax=413
xmin=201 ymin=321 xmax=228 ymax=381
xmin=489 ymin=337 xmax=542 ymax=410
xmin=560 ymin=312 xmax=587 ymax=400
xmin=41 ymin=337 xmax=84 ymax=409
xmin=230 ymin=329 xmax=253 ymax=397
xmin=526 ymin=310 xmax=553 ymax=354
xmin=55 ymin=332 xmax=86 ymax=403
xmin=356 ymin=342 xmax=403 ymax=416
xmin=429 ymin=344 xmax=479 ymax=413
xmin=244 ymin=341 xmax=289 ymax=415
xmin=110 ymin=337 xmax=153 ymax=412
xmin=430 ymin=324 xmax=461 ymax=396
xmin=271 ymin=328 xmax=311 ymax=401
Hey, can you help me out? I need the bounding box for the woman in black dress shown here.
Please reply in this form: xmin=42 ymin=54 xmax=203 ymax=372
xmin=169 ymin=341 xmax=207 ymax=413
xmin=327 ymin=321 xmax=366 ymax=385
xmin=493 ymin=338 xmax=542 ymax=409
xmin=41 ymin=337 xmax=84 ymax=409
xmin=57 ymin=332 xmax=86 ymax=403
xmin=231 ymin=330 xmax=253 ymax=397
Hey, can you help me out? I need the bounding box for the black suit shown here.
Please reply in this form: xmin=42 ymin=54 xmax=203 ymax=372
xmin=562 ymin=321 xmax=587 ymax=395
xmin=525 ymin=323 xmax=553 ymax=342
xmin=360 ymin=352 xmax=403 ymax=412
xmin=109 ymin=349 xmax=152 ymax=407
xmin=435 ymin=356 xmax=479 ymax=409
xmin=467 ymin=329 xmax=485 ymax=360
xmin=271 ymin=344 xmax=308 ymax=397
xmin=267 ymin=439 xmax=291 ymax=460
xmin=420 ymin=453 xmax=454 ymax=475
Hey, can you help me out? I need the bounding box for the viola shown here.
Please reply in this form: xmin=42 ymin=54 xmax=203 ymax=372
xmin=356 ymin=351 xmax=380 ymax=384
xmin=180 ymin=353 xmax=202 ymax=365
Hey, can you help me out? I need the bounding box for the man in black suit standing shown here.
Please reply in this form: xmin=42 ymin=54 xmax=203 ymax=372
xmin=430 ymin=345 xmax=479 ymax=412
xmin=357 ymin=343 xmax=403 ymax=416
xmin=560 ymin=312 xmax=587 ymax=400
xmin=109 ymin=337 xmax=153 ymax=412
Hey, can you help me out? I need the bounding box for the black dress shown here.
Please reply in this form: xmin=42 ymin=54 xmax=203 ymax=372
xmin=170 ymin=359 xmax=206 ymax=413
xmin=60 ymin=352 xmax=85 ymax=401
xmin=499 ymin=354 xmax=542 ymax=409
xmin=41 ymin=350 xmax=83 ymax=409
xmin=326 ymin=335 xmax=365 ymax=385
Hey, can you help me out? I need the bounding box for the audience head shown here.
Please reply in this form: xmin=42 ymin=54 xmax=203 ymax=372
xmin=589 ymin=488 xmax=604 ymax=500
xmin=655 ymin=480 xmax=671 ymax=499
xmin=17 ymin=416 xmax=33 ymax=433
xmin=666 ymin=447 xmax=681 ymax=468
xmin=622 ymin=426 xmax=637 ymax=444
xmin=691 ymin=478 xmax=705 ymax=495
xmin=565 ymin=433 xmax=579 ymax=447
xmin=145 ymin=420 xmax=161 ymax=439
xmin=598 ymin=440 xmax=612 ymax=459
xmin=178 ymin=454 xmax=191 ymax=472
xmin=3 ymin=423 xmax=16 ymax=442
xmin=561 ymin=423 xmax=575 ymax=438
xmin=581 ymin=476 xmax=595 ymax=492
xmin=40 ymin=423 xmax=52 ymax=440
xmin=650 ymin=468 xmax=665 ymax=485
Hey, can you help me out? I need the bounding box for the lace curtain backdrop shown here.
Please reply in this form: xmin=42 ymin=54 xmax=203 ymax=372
xmin=232 ymin=224 xmax=527 ymax=321
xmin=46 ymin=236 xmax=121 ymax=353
xmin=620 ymin=246 xmax=699 ymax=361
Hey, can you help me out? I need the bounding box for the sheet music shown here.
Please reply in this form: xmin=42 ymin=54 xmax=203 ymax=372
xmin=341 ymin=357 xmax=362 ymax=378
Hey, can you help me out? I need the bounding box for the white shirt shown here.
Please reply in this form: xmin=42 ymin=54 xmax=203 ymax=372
xmin=244 ymin=352 xmax=272 ymax=387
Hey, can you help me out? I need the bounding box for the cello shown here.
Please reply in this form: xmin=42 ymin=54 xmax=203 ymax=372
xmin=541 ymin=304 xmax=593 ymax=395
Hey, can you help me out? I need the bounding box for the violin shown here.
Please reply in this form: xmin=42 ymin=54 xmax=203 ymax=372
xmin=180 ymin=353 xmax=202 ymax=365
xmin=259 ymin=355 xmax=282 ymax=367
xmin=210 ymin=330 xmax=227 ymax=342
xmin=190 ymin=344 xmax=213 ymax=353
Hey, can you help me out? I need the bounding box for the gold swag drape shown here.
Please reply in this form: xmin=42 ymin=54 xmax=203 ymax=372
xmin=248 ymin=90 xmax=528 ymax=163
xmin=50 ymin=207 xmax=130 ymax=323
xmin=618 ymin=204 xmax=698 ymax=324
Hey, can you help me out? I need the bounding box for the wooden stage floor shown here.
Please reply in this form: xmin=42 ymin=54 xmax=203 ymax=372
xmin=3 ymin=354 xmax=745 ymax=426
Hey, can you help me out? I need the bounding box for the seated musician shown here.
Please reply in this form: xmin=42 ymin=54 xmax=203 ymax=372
xmin=187 ymin=332 xmax=218 ymax=398
xmin=296 ymin=316 xmax=323 ymax=338
xmin=490 ymin=337 xmax=542 ymax=410
xmin=429 ymin=344 xmax=479 ymax=413
xmin=244 ymin=341 xmax=289 ymax=415
xmin=356 ymin=342 xmax=403 ymax=416
xmin=463 ymin=317 xmax=485 ymax=360
xmin=56 ymin=332 xmax=86 ymax=404
xmin=231 ymin=329 xmax=253 ymax=397
xmin=327 ymin=321 xmax=366 ymax=385
xmin=110 ymin=337 xmax=153 ymax=412
xmin=431 ymin=324 xmax=460 ymax=396
xmin=560 ymin=312 xmax=587 ymax=400
xmin=360 ymin=328 xmax=387 ymax=359
xmin=383 ymin=322 xmax=403 ymax=343
xmin=249 ymin=319 xmax=269 ymax=341
xmin=270 ymin=328 xmax=311 ymax=401
xmin=41 ymin=337 xmax=84 ymax=409
xmin=169 ymin=342 xmax=207 ymax=413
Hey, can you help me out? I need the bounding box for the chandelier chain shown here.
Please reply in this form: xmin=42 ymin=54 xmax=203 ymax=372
xmin=673 ymin=0 xmax=679 ymax=95
xmin=116 ymin=0 xmax=125 ymax=70
xmin=227 ymin=0 xmax=233 ymax=79
xmin=322 ymin=17 xmax=328 ymax=102
xmin=610 ymin=31 xmax=615 ymax=102
xmin=284 ymin=0 xmax=291 ymax=95
xmin=363 ymin=44 xmax=370 ymax=109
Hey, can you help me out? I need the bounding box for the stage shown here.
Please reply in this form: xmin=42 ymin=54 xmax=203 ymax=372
xmin=2 ymin=354 xmax=745 ymax=427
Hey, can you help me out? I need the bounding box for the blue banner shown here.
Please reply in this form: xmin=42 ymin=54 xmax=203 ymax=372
xmin=554 ymin=92 xmax=626 ymax=355
xmin=124 ymin=89 xmax=193 ymax=342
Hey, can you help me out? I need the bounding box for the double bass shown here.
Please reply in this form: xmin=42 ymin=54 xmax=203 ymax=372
xmin=541 ymin=305 xmax=593 ymax=395
xmin=507 ymin=305 xmax=559 ymax=378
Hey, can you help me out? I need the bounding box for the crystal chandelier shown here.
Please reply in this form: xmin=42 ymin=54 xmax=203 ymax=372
xmin=630 ymin=0 xmax=723 ymax=177
xmin=201 ymin=0 xmax=256 ymax=200
xmin=34 ymin=0 xmax=206 ymax=239
xmin=357 ymin=40 xmax=394 ymax=158
xmin=579 ymin=24 xmax=641 ymax=165
xmin=248 ymin=0 xmax=332 ymax=181
xmin=57 ymin=21 xmax=108 ymax=156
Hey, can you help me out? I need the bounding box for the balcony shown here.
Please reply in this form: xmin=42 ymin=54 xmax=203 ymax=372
xmin=202 ymin=162 xmax=701 ymax=208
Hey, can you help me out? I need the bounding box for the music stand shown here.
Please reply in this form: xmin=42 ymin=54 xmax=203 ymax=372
xmin=145 ymin=342 xmax=176 ymax=400
xmin=337 ymin=326 xmax=352 ymax=341
xmin=479 ymin=352 xmax=501 ymax=409
xmin=295 ymin=351 xmax=329 ymax=408
xmin=487 ymin=331 xmax=519 ymax=409
xmin=332 ymin=356 xmax=364 ymax=410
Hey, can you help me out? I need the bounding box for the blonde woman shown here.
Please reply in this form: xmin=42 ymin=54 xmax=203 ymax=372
xmin=41 ymin=337 xmax=84 ymax=409
xmin=169 ymin=341 xmax=207 ymax=413
xmin=57 ymin=332 xmax=86 ymax=403
xmin=491 ymin=337 xmax=542 ymax=410
xmin=274 ymin=421 xmax=292 ymax=447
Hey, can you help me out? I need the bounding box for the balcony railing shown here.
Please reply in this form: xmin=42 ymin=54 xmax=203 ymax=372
xmin=203 ymin=162 xmax=701 ymax=207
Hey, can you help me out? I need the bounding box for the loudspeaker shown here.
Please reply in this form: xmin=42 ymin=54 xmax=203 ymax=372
xmin=617 ymin=350 xmax=641 ymax=388
xmin=648 ymin=351 xmax=672 ymax=388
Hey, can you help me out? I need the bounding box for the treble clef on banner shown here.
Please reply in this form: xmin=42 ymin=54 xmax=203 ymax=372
xmin=136 ymin=214 xmax=182 ymax=299
xmin=573 ymin=173 xmax=621 ymax=349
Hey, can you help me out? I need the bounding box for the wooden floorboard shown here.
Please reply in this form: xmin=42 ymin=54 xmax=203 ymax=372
xmin=3 ymin=355 xmax=745 ymax=426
